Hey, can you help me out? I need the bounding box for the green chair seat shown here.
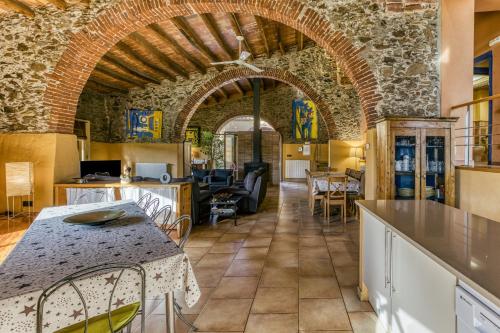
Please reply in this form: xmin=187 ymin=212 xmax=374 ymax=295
xmin=55 ymin=302 xmax=140 ymax=333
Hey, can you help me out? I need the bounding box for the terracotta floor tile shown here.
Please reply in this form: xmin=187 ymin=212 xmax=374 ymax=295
xmin=272 ymin=234 xmax=298 ymax=242
xmin=218 ymin=233 xmax=248 ymax=243
xmin=194 ymin=299 xmax=253 ymax=331
xmin=348 ymin=312 xmax=385 ymax=333
xmin=269 ymin=240 xmax=298 ymax=253
xmin=335 ymin=266 xmax=359 ymax=287
xmin=299 ymin=246 xmax=330 ymax=260
xmin=170 ymin=287 xmax=214 ymax=315
xmin=184 ymin=246 xmax=211 ymax=261
xmin=299 ymin=298 xmax=351 ymax=331
xmin=211 ymin=277 xmax=259 ymax=299
xmin=251 ymin=287 xmax=298 ymax=313
xmin=245 ymin=314 xmax=298 ymax=333
xmin=332 ymin=251 xmax=359 ymax=267
xmin=185 ymin=237 xmax=218 ymax=248
xmin=196 ymin=253 xmax=235 ymax=268
xmin=341 ymin=287 xmax=373 ymax=312
xmin=225 ymin=259 xmax=265 ymax=277
xmin=299 ymin=259 xmax=335 ymax=276
xmin=209 ymin=242 xmax=243 ymax=254
xmin=192 ymin=266 xmax=226 ymax=288
xmin=243 ymin=237 xmax=272 ymax=248
xmin=264 ymin=251 xmax=298 ymax=268
xmin=299 ymin=276 xmax=341 ymax=299
xmin=235 ymin=247 xmax=269 ymax=260
xmin=328 ymin=240 xmax=359 ymax=253
xmin=260 ymin=267 xmax=298 ymax=288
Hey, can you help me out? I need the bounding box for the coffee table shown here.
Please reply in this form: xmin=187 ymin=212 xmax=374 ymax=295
xmin=210 ymin=196 xmax=242 ymax=226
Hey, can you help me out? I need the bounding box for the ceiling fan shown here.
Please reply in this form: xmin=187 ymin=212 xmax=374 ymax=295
xmin=210 ymin=36 xmax=264 ymax=73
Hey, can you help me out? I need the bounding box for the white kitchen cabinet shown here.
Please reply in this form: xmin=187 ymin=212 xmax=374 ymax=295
xmin=363 ymin=210 xmax=392 ymax=330
xmin=362 ymin=211 xmax=456 ymax=333
xmin=390 ymin=233 xmax=456 ymax=333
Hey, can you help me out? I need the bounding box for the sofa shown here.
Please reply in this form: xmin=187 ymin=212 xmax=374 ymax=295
xmin=190 ymin=177 xmax=211 ymax=224
xmin=205 ymin=169 xmax=234 ymax=192
xmin=192 ymin=169 xmax=211 ymax=183
xmin=215 ymin=168 xmax=267 ymax=213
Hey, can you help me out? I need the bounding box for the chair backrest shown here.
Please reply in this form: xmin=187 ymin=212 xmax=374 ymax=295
xmin=162 ymin=215 xmax=193 ymax=249
xmin=136 ymin=192 xmax=152 ymax=210
xmin=37 ymin=262 xmax=146 ymax=333
xmin=144 ymin=197 xmax=160 ymax=217
xmin=73 ymin=189 xmax=107 ymax=205
xmin=326 ymin=176 xmax=347 ymax=200
xmin=153 ymin=205 xmax=173 ymax=232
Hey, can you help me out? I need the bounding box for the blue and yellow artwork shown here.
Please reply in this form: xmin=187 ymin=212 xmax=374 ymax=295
xmin=292 ymin=99 xmax=318 ymax=140
xmin=126 ymin=108 xmax=162 ymax=140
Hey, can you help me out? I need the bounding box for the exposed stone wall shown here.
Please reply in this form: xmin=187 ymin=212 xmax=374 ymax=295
xmin=0 ymin=0 xmax=439 ymax=134
xmin=188 ymin=85 xmax=329 ymax=144
xmin=76 ymin=91 xmax=127 ymax=142
xmin=126 ymin=46 xmax=361 ymax=142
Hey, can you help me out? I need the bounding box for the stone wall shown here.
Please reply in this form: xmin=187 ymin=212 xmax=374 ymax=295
xmin=188 ymin=85 xmax=329 ymax=144
xmin=126 ymin=46 xmax=361 ymax=142
xmin=0 ymin=0 xmax=439 ymax=134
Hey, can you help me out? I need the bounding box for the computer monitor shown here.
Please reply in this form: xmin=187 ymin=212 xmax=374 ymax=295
xmin=80 ymin=160 xmax=121 ymax=177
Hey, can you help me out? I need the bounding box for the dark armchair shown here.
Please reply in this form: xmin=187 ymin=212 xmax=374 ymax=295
xmin=206 ymin=169 xmax=234 ymax=192
xmin=192 ymin=169 xmax=210 ymax=183
xmin=190 ymin=177 xmax=211 ymax=224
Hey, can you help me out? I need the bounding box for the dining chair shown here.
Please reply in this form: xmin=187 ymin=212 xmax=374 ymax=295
xmin=305 ymin=170 xmax=324 ymax=216
xmin=37 ymin=262 xmax=146 ymax=333
xmin=152 ymin=205 xmax=172 ymax=230
xmin=323 ymin=175 xmax=347 ymax=226
xmin=73 ymin=189 xmax=107 ymax=205
xmin=158 ymin=215 xmax=196 ymax=331
xmin=136 ymin=193 xmax=152 ymax=210
xmin=143 ymin=198 xmax=160 ymax=218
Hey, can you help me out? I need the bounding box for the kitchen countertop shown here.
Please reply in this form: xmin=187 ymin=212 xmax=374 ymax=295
xmin=356 ymin=200 xmax=500 ymax=307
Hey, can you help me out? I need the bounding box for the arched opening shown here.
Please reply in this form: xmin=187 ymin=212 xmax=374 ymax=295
xmin=217 ymin=116 xmax=275 ymax=134
xmin=45 ymin=1 xmax=380 ymax=133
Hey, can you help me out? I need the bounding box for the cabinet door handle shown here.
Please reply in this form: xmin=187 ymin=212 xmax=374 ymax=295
xmin=385 ymin=229 xmax=391 ymax=288
xmin=391 ymin=234 xmax=396 ymax=294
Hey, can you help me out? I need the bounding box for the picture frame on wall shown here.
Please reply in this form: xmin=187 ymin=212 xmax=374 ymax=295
xmin=185 ymin=126 xmax=201 ymax=147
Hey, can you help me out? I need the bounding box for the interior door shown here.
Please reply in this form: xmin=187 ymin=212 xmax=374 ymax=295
xmin=391 ymin=128 xmax=421 ymax=200
xmin=420 ymin=128 xmax=450 ymax=204
xmin=363 ymin=211 xmax=391 ymax=331
xmin=390 ymin=233 xmax=456 ymax=333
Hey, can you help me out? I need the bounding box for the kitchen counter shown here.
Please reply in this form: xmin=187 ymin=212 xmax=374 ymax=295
xmin=357 ymin=200 xmax=500 ymax=308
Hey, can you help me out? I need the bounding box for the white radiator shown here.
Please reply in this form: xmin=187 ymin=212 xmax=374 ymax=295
xmin=285 ymin=160 xmax=310 ymax=179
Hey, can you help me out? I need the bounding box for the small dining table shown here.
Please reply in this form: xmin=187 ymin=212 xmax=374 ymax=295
xmin=0 ymin=200 xmax=200 ymax=333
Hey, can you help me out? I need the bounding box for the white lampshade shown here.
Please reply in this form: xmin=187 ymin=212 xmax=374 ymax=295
xmin=5 ymin=162 xmax=34 ymax=197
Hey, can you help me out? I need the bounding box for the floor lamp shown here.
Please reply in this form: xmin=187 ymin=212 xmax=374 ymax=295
xmin=5 ymin=162 xmax=34 ymax=222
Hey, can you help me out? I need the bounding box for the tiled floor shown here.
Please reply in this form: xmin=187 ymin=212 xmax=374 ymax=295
xmin=0 ymin=215 xmax=32 ymax=262
xmin=141 ymin=181 xmax=383 ymax=333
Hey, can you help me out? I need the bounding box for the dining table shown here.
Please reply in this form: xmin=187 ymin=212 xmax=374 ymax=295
xmin=0 ymin=200 xmax=200 ymax=333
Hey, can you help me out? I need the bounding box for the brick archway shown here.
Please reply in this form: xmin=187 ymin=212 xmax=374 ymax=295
xmin=173 ymin=68 xmax=335 ymax=142
xmin=45 ymin=0 xmax=381 ymax=133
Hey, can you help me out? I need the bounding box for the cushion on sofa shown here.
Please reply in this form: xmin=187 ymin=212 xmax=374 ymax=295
xmin=244 ymin=172 xmax=258 ymax=192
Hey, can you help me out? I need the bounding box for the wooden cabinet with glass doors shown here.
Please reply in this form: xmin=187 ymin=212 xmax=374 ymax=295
xmin=376 ymin=117 xmax=457 ymax=206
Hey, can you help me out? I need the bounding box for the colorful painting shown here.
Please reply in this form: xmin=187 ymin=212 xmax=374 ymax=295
xmin=292 ymin=99 xmax=318 ymax=140
xmin=185 ymin=127 xmax=201 ymax=146
xmin=126 ymin=108 xmax=162 ymax=140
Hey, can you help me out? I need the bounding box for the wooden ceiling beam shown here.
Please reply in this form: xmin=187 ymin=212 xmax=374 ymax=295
xmin=0 ymin=0 xmax=34 ymax=17
xmin=260 ymin=78 xmax=266 ymax=91
xmin=86 ymin=78 xmax=129 ymax=95
xmin=46 ymin=0 xmax=67 ymax=10
xmin=228 ymin=13 xmax=255 ymax=60
xmin=102 ymin=54 xmax=161 ymax=85
xmin=148 ymin=23 xmax=207 ymax=75
xmin=128 ymin=32 xmax=189 ymax=80
xmin=115 ymin=41 xmax=176 ymax=82
xmin=94 ymin=65 xmax=145 ymax=89
xmin=171 ymin=17 xmax=222 ymax=64
xmin=233 ymin=81 xmax=244 ymax=96
xmin=296 ymin=31 xmax=304 ymax=51
xmin=218 ymin=88 xmax=228 ymax=100
xmin=200 ymin=13 xmax=235 ymax=60
xmin=254 ymin=16 xmax=270 ymax=58
xmin=275 ymin=23 xmax=285 ymax=55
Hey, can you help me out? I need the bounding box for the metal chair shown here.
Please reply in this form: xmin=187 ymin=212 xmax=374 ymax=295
xmin=143 ymin=198 xmax=159 ymax=218
xmin=159 ymin=215 xmax=196 ymax=331
xmin=152 ymin=205 xmax=172 ymax=230
xmin=136 ymin=193 xmax=152 ymax=210
xmin=73 ymin=189 xmax=107 ymax=205
xmin=37 ymin=262 xmax=146 ymax=333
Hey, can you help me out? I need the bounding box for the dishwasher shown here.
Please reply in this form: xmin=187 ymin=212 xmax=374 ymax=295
xmin=456 ymin=282 xmax=500 ymax=333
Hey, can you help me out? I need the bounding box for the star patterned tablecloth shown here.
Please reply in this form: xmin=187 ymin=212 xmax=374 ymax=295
xmin=312 ymin=177 xmax=360 ymax=194
xmin=0 ymin=200 xmax=200 ymax=332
